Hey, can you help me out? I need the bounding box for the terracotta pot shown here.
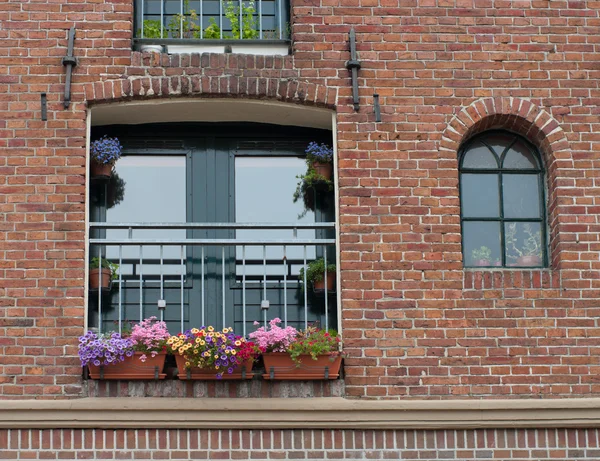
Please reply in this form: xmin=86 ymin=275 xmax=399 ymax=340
xmin=90 ymin=161 xmax=113 ymax=179
xmin=313 ymin=271 xmax=335 ymax=292
xmin=89 ymin=268 xmax=111 ymax=290
xmin=88 ymin=352 xmax=167 ymax=380
xmin=262 ymin=352 xmax=342 ymax=380
xmin=516 ymin=255 xmax=542 ymax=267
xmin=473 ymin=259 xmax=490 ymax=267
xmin=174 ymin=354 xmax=253 ymax=380
xmin=312 ymin=161 xmax=332 ymax=180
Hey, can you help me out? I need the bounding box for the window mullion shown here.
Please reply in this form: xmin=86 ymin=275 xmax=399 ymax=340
xmin=499 ymin=170 xmax=505 ymax=266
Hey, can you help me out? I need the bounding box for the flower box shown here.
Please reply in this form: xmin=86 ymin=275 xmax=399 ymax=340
xmin=262 ymin=352 xmax=342 ymax=380
xmin=174 ymin=355 xmax=253 ymax=380
xmin=87 ymin=352 xmax=167 ymax=380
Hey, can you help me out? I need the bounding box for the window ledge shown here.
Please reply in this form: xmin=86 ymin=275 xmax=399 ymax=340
xmin=1 ymin=397 xmax=599 ymax=429
xmin=134 ymin=39 xmax=291 ymax=56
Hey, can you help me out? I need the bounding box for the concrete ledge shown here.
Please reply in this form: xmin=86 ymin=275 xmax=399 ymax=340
xmin=1 ymin=398 xmax=600 ymax=429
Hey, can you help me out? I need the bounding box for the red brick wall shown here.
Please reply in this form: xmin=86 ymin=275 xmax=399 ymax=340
xmin=1 ymin=428 xmax=599 ymax=459
xmin=1 ymin=0 xmax=599 ymax=400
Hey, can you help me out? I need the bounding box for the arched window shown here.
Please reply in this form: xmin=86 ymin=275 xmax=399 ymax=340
xmin=459 ymin=131 xmax=547 ymax=268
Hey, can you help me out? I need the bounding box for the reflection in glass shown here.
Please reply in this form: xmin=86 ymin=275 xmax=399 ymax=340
xmin=503 ymin=174 xmax=540 ymax=219
xmin=463 ymin=222 xmax=501 ymax=267
xmin=504 ymin=221 xmax=543 ymax=267
xmin=461 ymin=174 xmax=499 ymax=218
xmin=461 ymin=142 xmax=498 ymax=169
xmin=503 ymin=140 xmax=539 ymax=169
xmin=235 ymin=157 xmax=316 ymax=278
xmin=106 ymin=155 xmax=186 ymax=277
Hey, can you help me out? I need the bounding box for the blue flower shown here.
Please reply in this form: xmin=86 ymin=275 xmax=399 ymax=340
xmin=90 ymin=136 xmax=122 ymax=165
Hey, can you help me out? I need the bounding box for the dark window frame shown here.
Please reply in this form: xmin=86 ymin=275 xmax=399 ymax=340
xmin=458 ymin=130 xmax=548 ymax=269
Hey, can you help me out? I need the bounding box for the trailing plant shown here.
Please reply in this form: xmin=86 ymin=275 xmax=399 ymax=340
xmin=90 ymin=136 xmax=122 ymax=166
xmin=166 ymin=326 xmax=259 ymax=378
xmin=89 ymin=257 xmax=119 ymax=281
xmin=248 ymin=318 xmax=298 ymax=353
xmin=287 ymin=327 xmax=341 ymax=364
xmin=138 ymin=19 xmax=167 ymax=39
xmin=471 ymin=246 xmax=491 ymax=262
xmin=298 ymin=257 xmax=336 ymax=290
xmin=293 ymin=168 xmax=333 ymax=219
xmin=78 ymin=331 xmax=134 ymax=367
xmin=106 ymin=171 xmax=125 ymax=209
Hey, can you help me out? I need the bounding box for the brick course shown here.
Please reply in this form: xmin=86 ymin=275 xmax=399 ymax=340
xmin=1 ymin=0 xmax=600 ymax=404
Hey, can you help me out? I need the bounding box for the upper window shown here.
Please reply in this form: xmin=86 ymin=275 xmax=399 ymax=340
xmin=459 ymin=131 xmax=547 ymax=268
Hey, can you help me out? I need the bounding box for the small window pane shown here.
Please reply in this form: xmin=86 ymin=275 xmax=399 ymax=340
xmin=502 ymin=174 xmax=541 ymax=219
xmin=463 ymin=222 xmax=502 ymax=267
xmin=504 ymin=222 xmax=543 ymax=267
xmin=482 ymin=132 xmax=516 ymax=157
xmin=461 ymin=174 xmax=500 ymax=218
xmin=462 ymin=142 xmax=498 ymax=169
xmin=503 ymin=140 xmax=539 ymax=169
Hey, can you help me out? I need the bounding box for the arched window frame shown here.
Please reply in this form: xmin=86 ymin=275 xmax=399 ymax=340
xmin=458 ymin=130 xmax=548 ymax=268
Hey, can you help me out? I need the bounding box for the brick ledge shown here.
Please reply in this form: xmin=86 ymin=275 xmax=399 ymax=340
xmin=1 ymin=398 xmax=599 ymax=429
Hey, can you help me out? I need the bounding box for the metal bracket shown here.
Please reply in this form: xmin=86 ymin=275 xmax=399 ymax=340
xmin=99 ymin=366 xmax=104 ymax=380
xmin=373 ymin=93 xmax=381 ymax=122
xmin=154 ymin=366 xmax=159 ymax=380
xmin=270 ymin=366 xmax=275 ymax=380
xmin=345 ymin=28 xmax=361 ymax=111
xmin=62 ymin=27 xmax=77 ymax=109
xmin=324 ymin=366 xmax=329 ymax=380
xmin=241 ymin=367 xmax=246 ymax=379
xmin=186 ymin=368 xmax=191 ymax=380
xmin=40 ymin=93 xmax=47 ymax=121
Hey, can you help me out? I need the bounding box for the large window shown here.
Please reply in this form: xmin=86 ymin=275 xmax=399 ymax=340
xmin=459 ymin=131 xmax=547 ymax=268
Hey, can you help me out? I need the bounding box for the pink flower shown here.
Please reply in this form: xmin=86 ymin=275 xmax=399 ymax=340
xmin=130 ymin=316 xmax=170 ymax=354
xmin=248 ymin=318 xmax=298 ymax=353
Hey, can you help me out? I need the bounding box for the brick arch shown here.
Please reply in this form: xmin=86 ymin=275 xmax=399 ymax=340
xmin=83 ymin=75 xmax=336 ymax=109
xmin=440 ymin=97 xmax=571 ymax=270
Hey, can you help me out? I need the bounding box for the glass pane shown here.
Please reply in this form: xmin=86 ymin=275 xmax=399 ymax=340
xmin=461 ymin=142 xmax=498 ymax=169
xmin=503 ymin=139 xmax=540 ymax=169
xmin=481 ymin=132 xmax=515 ymax=157
xmin=461 ymin=174 xmax=500 ymax=218
xmin=105 ymin=155 xmax=186 ymax=277
xmin=463 ymin=221 xmax=502 ymax=267
xmin=235 ymin=157 xmax=316 ymax=279
xmin=502 ymin=174 xmax=541 ymax=219
xmin=504 ymin=222 xmax=543 ymax=267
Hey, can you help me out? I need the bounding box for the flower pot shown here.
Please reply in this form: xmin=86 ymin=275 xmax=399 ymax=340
xmin=473 ymin=259 xmax=490 ymax=267
xmin=139 ymin=44 xmax=164 ymax=54
xmin=312 ymin=161 xmax=332 ymax=180
xmin=90 ymin=161 xmax=113 ymax=179
xmin=174 ymin=354 xmax=253 ymax=380
xmin=87 ymin=352 xmax=167 ymax=380
xmin=89 ymin=268 xmax=111 ymax=290
xmin=313 ymin=271 xmax=335 ymax=292
xmin=262 ymin=352 xmax=342 ymax=380
xmin=516 ymin=255 xmax=542 ymax=267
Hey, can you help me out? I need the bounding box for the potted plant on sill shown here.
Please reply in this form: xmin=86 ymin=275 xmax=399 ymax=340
xmin=470 ymin=246 xmax=492 ymax=267
xmin=138 ymin=19 xmax=166 ymax=53
xmin=90 ymin=135 xmax=122 ymax=179
xmin=79 ymin=317 xmax=170 ymax=380
xmin=299 ymin=257 xmax=336 ymax=293
xmin=89 ymin=257 xmax=119 ymax=291
xmin=506 ymin=222 xmax=543 ymax=267
xmin=249 ymin=318 xmax=342 ymax=380
xmin=167 ymin=326 xmax=259 ymax=380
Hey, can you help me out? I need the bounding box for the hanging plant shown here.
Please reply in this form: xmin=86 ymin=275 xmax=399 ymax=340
xmin=293 ymin=142 xmax=334 ymax=219
xmin=90 ymin=135 xmax=122 ymax=178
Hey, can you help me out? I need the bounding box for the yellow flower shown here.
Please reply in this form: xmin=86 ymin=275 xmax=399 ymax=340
xmin=185 ymin=362 xmax=190 ymax=367
xmin=191 ymin=328 xmax=199 ymax=334
xmin=215 ymin=366 xmax=220 ymax=370
xmin=225 ymin=350 xmax=230 ymax=354
xmin=200 ymin=340 xmax=205 ymax=345
xmin=203 ymin=352 xmax=209 ymax=357
xmin=234 ymin=340 xmax=241 ymax=346
xmin=214 ymin=354 xmax=219 ymax=358
xmin=208 ymin=326 xmax=214 ymax=332
xmin=193 ymin=350 xmax=199 ymax=354
xmin=195 ymin=338 xmax=201 ymax=344
xmin=178 ymin=334 xmax=185 ymax=339
xmin=231 ymin=350 xmax=237 ymax=355
xmin=178 ymin=347 xmax=185 ymax=354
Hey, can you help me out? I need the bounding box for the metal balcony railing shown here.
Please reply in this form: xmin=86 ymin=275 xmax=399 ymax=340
xmin=134 ymin=0 xmax=290 ymax=42
xmin=89 ymin=222 xmax=336 ymax=336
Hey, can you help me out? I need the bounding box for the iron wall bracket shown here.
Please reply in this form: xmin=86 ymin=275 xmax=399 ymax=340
xmin=345 ymin=28 xmax=361 ymax=111
xmin=62 ymin=27 xmax=77 ymax=109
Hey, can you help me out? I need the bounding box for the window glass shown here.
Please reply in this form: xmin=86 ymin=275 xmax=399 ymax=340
xmin=105 ymin=155 xmax=186 ymax=277
xmin=463 ymin=222 xmax=502 ymax=267
xmin=504 ymin=222 xmax=543 ymax=267
xmin=502 ymin=174 xmax=541 ymax=219
xmin=461 ymin=174 xmax=499 ymax=218
xmin=235 ymin=156 xmax=316 ymax=279
xmin=482 ymin=132 xmax=515 ymax=156
xmin=503 ymin=140 xmax=539 ymax=169
xmin=461 ymin=142 xmax=498 ymax=169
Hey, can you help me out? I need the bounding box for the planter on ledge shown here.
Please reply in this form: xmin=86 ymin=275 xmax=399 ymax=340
xmin=89 ymin=268 xmax=111 ymax=291
xmin=87 ymin=352 xmax=167 ymax=380
xmin=262 ymin=352 xmax=342 ymax=380
xmin=174 ymin=355 xmax=253 ymax=380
